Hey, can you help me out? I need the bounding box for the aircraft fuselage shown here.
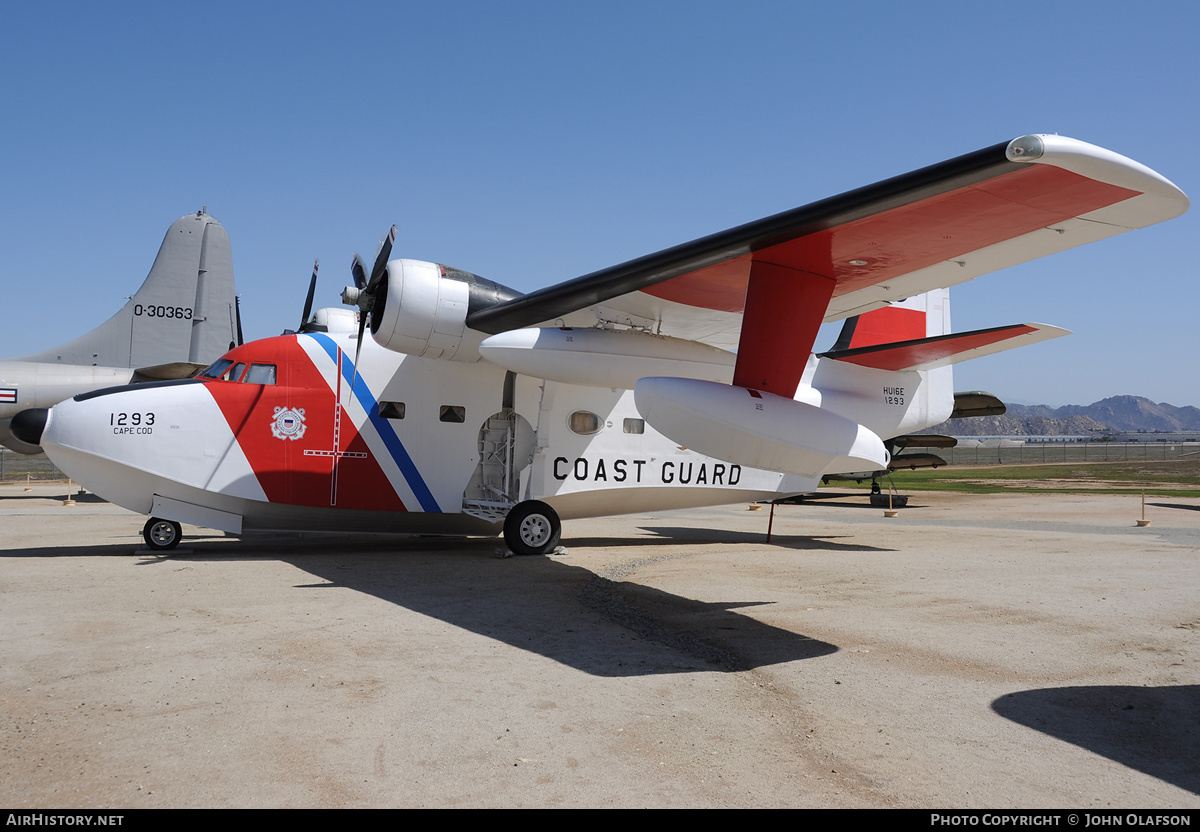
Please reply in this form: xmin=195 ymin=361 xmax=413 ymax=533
xmin=37 ymin=332 xmax=815 ymax=537
xmin=0 ymin=363 xmax=136 ymax=453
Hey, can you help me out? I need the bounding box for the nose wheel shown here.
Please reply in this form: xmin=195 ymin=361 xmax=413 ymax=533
xmin=503 ymin=500 xmax=561 ymax=556
xmin=142 ymin=517 xmax=182 ymax=551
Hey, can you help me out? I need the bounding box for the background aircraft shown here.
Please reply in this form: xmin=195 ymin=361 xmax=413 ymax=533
xmin=0 ymin=210 xmax=240 ymax=453
xmin=15 ymin=135 xmax=1188 ymax=552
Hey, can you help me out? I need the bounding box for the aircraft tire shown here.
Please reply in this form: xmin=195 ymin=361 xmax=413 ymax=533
xmin=503 ymin=501 xmax=561 ymax=556
xmin=143 ymin=517 xmax=182 ymax=551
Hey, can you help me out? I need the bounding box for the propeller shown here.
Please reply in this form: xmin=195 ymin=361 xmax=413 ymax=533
xmin=350 ymin=254 xmax=367 ymax=292
xmin=341 ymin=225 xmax=397 ymax=394
xmin=298 ymin=260 xmax=319 ymax=332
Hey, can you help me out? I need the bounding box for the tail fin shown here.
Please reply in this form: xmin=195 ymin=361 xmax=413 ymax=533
xmin=812 ymin=289 xmax=954 ymax=439
xmin=813 ymin=288 xmax=1067 ymax=439
xmin=16 ymin=211 xmax=238 ymax=370
xmin=829 ymin=287 xmax=950 ymax=351
xmin=823 ymin=284 xmax=1066 ymax=372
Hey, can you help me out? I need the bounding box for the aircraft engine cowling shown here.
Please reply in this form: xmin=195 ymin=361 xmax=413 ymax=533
xmin=369 ymin=259 xmax=520 ymax=361
xmin=370 ymin=259 xmax=470 ymax=360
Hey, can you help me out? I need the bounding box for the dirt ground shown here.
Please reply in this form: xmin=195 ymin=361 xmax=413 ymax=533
xmin=1 ymin=485 xmax=1197 ymax=808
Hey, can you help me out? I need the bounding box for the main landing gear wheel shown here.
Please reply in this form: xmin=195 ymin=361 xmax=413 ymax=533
xmin=142 ymin=517 xmax=182 ymax=551
xmin=503 ymin=501 xmax=561 ymax=556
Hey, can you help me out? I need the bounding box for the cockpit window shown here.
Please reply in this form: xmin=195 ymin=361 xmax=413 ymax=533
xmin=197 ymin=358 xmax=235 ymax=379
xmin=198 ymin=358 xmax=276 ymax=384
xmin=244 ymin=364 xmax=277 ymax=385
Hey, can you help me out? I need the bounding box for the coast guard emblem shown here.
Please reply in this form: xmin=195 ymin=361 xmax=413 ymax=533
xmin=271 ymin=406 xmax=307 ymax=440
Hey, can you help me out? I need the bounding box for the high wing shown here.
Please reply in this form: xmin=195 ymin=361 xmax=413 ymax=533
xmin=467 ymin=134 xmax=1187 ymax=397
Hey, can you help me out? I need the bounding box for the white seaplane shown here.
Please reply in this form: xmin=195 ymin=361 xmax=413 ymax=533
xmin=12 ymin=135 xmax=1187 ymax=553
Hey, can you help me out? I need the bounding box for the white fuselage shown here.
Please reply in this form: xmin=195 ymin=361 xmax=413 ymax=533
xmin=37 ymin=328 xmax=947 ymax=537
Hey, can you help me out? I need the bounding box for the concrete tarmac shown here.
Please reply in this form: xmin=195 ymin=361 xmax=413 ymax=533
xmin=1 ymin=485 xmax=1197 ymax=808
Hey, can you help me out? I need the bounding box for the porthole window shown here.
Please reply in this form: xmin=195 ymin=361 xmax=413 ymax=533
xmin=379 ymin=401 xmax=405 ymax=420
xmin=440 ymin=405 xmax=465 ymax=423
xmin=623 ymin=418 xmax=645 ymax=434
xmin=569 ymin=410 xmax=602 ymax=435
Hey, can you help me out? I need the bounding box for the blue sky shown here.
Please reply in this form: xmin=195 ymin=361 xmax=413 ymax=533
xmin=1 ymin=2 xmax=1195 ymax=407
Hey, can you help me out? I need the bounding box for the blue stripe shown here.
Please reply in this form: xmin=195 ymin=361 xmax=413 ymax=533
xmin=308 ymin=334 xmax=441 ymax=513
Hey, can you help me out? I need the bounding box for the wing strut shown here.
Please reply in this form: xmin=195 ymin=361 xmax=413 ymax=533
xmin=731 ymin=261 xmax=833 ymax=397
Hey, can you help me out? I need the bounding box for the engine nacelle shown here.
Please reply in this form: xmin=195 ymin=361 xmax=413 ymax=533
xmin=370 ymin=259 xmax=471 ymax=360
xmin=368 ymin=259 xmax=522 ymax=361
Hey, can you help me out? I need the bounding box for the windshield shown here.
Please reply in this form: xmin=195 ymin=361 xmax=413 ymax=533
xmin=197 ymin=358 xmax=235 ymax=379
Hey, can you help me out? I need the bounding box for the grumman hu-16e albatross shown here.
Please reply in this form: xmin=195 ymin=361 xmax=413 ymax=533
xmin=0 ymin=210 xmax=240 ymax=454
xmin=13 ymin=136 xmax=1187 ymax=553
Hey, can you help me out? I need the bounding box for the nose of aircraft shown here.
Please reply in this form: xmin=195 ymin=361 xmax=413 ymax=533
xmin=10 ymin=408 xmax=49 ymax=446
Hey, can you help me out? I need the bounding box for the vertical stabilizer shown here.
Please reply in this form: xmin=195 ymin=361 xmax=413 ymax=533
xmin=830 ymin=287 xmax=950 ymax=349
xmin=16 ymin=211 xmax=238 ymax=369
xmin=812 ymin=289 xmax=955 ymax=439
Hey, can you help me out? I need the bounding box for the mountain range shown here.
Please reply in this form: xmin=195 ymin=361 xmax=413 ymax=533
xmin=926 ymin=395 xmax=1200 ymax=436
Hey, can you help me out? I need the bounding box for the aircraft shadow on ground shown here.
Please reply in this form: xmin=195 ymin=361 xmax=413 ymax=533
xmin=1149 ymin=502 xmax=1200 ymax=513
xmin=992 ymin=685 xmax=1200 ymax=795
xmin=280 ymin=541 xmax=839 ymax=678
xmin=0 ymin=490 xmax=107 ymax=503
xmin=567 ymin=525 xmax=897 ymax=551
xmin=2 ymin=530 xmax=839 ymax=677
xmin=782 ymin=493 xmax=930 ymax=511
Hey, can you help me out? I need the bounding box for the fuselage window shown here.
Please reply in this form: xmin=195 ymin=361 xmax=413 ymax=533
xmin=569 ymin=410 xmax=602 ymax=435
xmin=623 ymin=418 xmax=645 ymax=434
xmin=439 ymin=405 xmax=465 ymax=423
xmin=379 ymin=401 xmax=405 ymax=420
xmin=244 ymin=364 xmax=277 ymax=385
xmin=223 ymin=362 xmax=247 ymax=382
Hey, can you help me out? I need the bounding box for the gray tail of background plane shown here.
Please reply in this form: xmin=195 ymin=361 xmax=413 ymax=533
xmin=16 ymin=210 xmax=240 ymax=374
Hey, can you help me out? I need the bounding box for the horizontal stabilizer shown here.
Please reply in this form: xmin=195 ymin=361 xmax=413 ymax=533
xmin=132 ymin=362 xmax=207 ymax=382
xmin=890 ymin=434 xmax=958 ymax=450
xmin=951 ymin=391 xmax=1007 ymax=419
xmin=890 ymin=452 xmax=947 ymax=470
xmin=819 ymin=323 xmax=1069 ymax=371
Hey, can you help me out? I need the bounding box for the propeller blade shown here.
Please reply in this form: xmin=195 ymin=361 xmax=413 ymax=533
xmin=342 ymin=224 xmax=397 ymax=398
xmin=365 ymin=225 xmax=396 ymax=292
xmin=299 ymin=260 xmax=319 ymax=331
xmin=349 ymin=306 xmax=368 ymax=401
xmin=354 ymin=309 xmax=367 ymax=365
xmin=350 ymin=254 xmax=367 ymax=291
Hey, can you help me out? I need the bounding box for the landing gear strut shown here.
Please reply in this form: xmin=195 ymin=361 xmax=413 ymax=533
xmin=142 ymin=517 xmax=182 ymax=551
xmin=503 ymin=500 xmax=561 ymax=556
xmin=868 ymin=473 xmax=908 ymax=508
